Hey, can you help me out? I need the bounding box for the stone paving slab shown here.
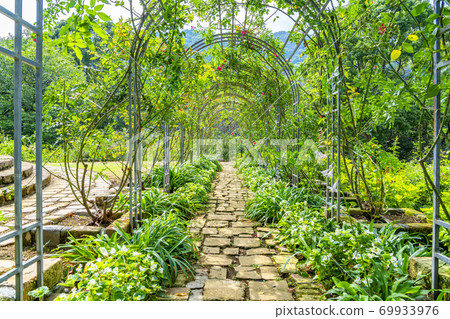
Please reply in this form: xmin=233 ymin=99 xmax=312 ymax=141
xmin=203 ymin=247 xmax=220 ymax=254
xmin=246 ymin=248 xmax=276 ymax=255
xmin=236 ymin=268 xmax=261 ymax=280
xmin=209 ymin=266 xmax=227 ymax=279
xmin=248 ymin=281 xmax=293 ymax=301
xmin=203 ymin=280 xmax=245 ymax=301
xmin=205 ymin=220 xmax=229 ymax=228
xmin=239 ymin=255 xmax=273 ymax=266
xmin=219 ymin=227 xmax=253 ymax=236
xmin=206 ymin=214 xmax=236 ymax=221
xmin=203 ymin=237 xmax=230 ymax=247
xmin=272 ymin=255 xmax=298 ymax=273
xmin=232 ymin=221 xmax=254 ymax=227
xmin=202 ymin=228 xmax=218 ymax=235
xmin=223 ymin=247 xmax=239 ymax=255
xmin=260 ymin=266 xmax=281 ymax=280
xmin=200 ymin=255 xmax=233 ymax=266
xmin=233 ymin=237 xmax=260 ymax=248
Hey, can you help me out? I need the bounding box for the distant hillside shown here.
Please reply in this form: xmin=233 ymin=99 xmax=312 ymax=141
xmin=182 ymin=29 xmax=305 ymax=66
xmin=273 ymin=31 xmax=305 ymax=65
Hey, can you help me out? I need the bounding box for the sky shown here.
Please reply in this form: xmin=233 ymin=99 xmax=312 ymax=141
xmin=0 ymin=1 xmax=297 ymax=38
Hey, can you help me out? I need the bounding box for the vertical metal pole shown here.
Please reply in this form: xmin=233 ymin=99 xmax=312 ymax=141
xmin=331 ymin=83 xmax=335 ymax=218
xmin=292 ymin=99 xmax=298 ymax=187
xmin=163 ymin=122 xmax=170 ymax=192
xmin=200 ymin=129 xmax=205 ymax=157
xmin=264 ymin=124 xmax=268 ymax=170
xmin=14 ymin=0 xmax=24 ymax=301
xmin=137 ymin=129 xmax=142 ymax=221
xmin=196 ymin=128 xmax=200 ymax=159
xmin=432 ymin=0 xmax=442 ymax=298
xmin=35 ymin=0 xmax=44 ymax=289
xmin=326 ymin=78 xmax=331 ymax=218
xmin=276 ymin=104 xmax=281 ymax=172
xmin=127 ymin=65 xmax=134 ymax=233
xmin=276 ymin=104 xmax=281 ymax=153
xmin=336 ymin=74 xmax=341 ymax=223
xmin=179 ymin=123 xmax=184 ymax=164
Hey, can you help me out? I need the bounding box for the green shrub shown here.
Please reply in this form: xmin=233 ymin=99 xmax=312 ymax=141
xmin=144 ymin=157 xmax=220 ymax=193
xmin=57 ymin=248 xmax=165 ymax=301
xmin=245 ymin=181 xmax=323 ymax=224
xmin=57 ymin=213 xmax=197 ymax=300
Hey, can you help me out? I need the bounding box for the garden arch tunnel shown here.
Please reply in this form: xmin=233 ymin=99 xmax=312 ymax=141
xmin=1 ymin=0 xmax=448 ymax=300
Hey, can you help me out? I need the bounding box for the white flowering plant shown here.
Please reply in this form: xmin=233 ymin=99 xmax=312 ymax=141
xmin=57 ymin=249 xmax=165 ymax=301
xmin=326 ymin=261 xmax=429 ymax=301
xmin=58 ymin=212 xmax=197 ymax=289
xmin=274 ymin=200 xmax=430 ymax=300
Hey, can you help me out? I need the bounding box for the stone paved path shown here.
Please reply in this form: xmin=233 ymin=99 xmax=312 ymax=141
xmin=164 ymin=162 xmax=323 ymax=301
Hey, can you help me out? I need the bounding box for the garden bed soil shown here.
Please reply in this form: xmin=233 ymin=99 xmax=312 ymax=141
xmin=381 ymin=210 xmax=427 ymax=224
xmin=0 ymin=244 xmax=37 ymax=261
xmin=350 ymin=212 xmax=385 ymax=223
xmin=58 ymin=214 xmax=112 ymax=228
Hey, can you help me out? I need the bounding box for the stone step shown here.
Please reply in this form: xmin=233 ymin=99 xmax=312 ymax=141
xmin=0 ymin=156 xmax=13 ymax=171
xmin=0 ymin=258 xmax=64 ymax=301
xmin=0 ymin=167 xmax=51 ymax=206
xmin=0 ymin=162 xmax=34 ymax=187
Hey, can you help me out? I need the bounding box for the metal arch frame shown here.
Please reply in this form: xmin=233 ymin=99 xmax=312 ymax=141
xmin=163 ymin=122 xmax=171 ymax=192
xmin=128 ymin=0 xmax=342 ymax=220
xmin=127 ymin=0 xmax=167 ymax=231
xmin=187 ymin=33 xmax=300 ymax=180
xmin=208 ymin=81 xmax=255 ymax=93
xmin=194 ymin=93 xmax=281 ymax=164
xmin=432 ymin=0 xmax=450 ymax=298
xmin=187 ymin=33 xmax=299 ymax=102
xmin=0 ymin=1 xmax=44 ymax=301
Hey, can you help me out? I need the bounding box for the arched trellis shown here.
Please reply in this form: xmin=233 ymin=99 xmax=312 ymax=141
xmin=0 ymin=0 xmax=348 ymax=300
xmin=2 ymin=0 xmax=446 ymax=301
xmin=125 ymin=1 xmax=343 ymax=224
xmin=186 ymin=33 xmax=300 ymax=179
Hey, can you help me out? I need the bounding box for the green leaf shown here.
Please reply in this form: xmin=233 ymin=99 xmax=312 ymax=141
xmin=73 ymin=46 xmax=83 ymax=60
xmin=426 ymin=84 xmax=441 ymax=98
xmin=390 ymin=49 xmax=401 ymax=61
xmin=426 ymin=14 xmax=440 ymax=23
xmin=402 ymin=42 xmax=414 ymax=53
xmin=97 ymin=12 xmax=112 ymax=22
xmin=91 ymin=22 xmax=108 ymax=40
xmin=90 ymin=0 xmax=96 ymax=8
xmin=411 ymin=3 xmax=429 ymax=17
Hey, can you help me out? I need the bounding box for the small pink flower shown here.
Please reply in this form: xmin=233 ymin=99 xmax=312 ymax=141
xmin=191 ymin=26 xmax=194 ymax=30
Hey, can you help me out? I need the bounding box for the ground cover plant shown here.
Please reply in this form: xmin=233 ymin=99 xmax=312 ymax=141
xmin=237 ymin=159 xmax=434 ymax=301
xmin=54 ymin=157 xmax=220 ymax=301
